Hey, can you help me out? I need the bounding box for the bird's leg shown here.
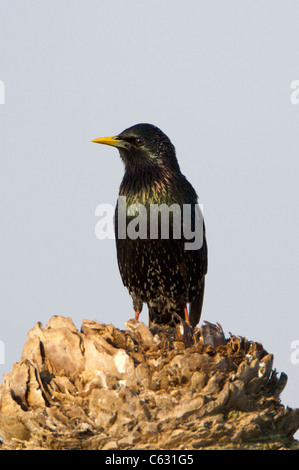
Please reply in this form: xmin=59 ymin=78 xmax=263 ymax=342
xmin=132 ymin=297 xmax=143 ymax=322
xmin=135 ymin=311 xmax=141 ymax=321
xmin=184 ymin=304 xmax=191 ymax=326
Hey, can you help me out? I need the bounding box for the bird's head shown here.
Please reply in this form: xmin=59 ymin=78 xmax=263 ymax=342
xmin=92 ymin=123 xmax=180 ymax=172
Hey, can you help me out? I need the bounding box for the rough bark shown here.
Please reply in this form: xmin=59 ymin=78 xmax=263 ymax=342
xmin=0 ymin=316 xmax=298 ymax=450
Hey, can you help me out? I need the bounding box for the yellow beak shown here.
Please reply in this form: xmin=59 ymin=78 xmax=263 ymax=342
xmin=92 ymin=136 xmax=127 ymax=148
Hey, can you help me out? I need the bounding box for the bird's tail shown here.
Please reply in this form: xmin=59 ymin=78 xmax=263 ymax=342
xmin=189 ymin=279 xmax=205 ymax=328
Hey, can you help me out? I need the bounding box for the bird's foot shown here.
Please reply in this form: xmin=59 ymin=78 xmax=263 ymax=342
xmin=178 ymin=320 xmax=194 ymax=348
xmin=174 ymin=311 xmax=194 ymax=348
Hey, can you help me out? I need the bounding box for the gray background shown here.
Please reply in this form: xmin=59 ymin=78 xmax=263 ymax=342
xmin=1 ymin=0 xmax=298 ymax=421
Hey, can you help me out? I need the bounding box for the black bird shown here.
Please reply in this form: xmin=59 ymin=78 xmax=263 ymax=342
xmin=92 ymin=123 xmax=207 ymax=328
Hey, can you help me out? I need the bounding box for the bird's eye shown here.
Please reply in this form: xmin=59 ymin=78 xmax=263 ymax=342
xmin=135 ymin=138 xmax=144 ymax=146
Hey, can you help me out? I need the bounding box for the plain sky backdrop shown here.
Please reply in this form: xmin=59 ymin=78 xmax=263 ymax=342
xmin=0 ymin=1 xmax=299 ymax=422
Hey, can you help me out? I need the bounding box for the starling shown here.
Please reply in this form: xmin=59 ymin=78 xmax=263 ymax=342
xmin=92 ymin=123 xmax=208 ymax=328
